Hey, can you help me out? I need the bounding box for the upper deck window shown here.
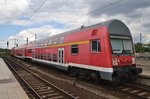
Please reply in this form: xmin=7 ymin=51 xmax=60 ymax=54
xmin=53 ymin=38 xmax=58 ymax=44
xmin=49 ymin=39 xmax=52 ymax=45
xmin=44 ymin=40 xmax=47 ymax=46
xmin=59 ymin=36 xmax=64 ymax=44
xmin=91 ymin=40 xmax=100 ymax=52
xmin=28 ymin=49 xmax=32 ymax=53
xmin=41 ymin=41 xmax=45 ymax=46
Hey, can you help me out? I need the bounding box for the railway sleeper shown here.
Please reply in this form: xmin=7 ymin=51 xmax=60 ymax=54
xmin=52 ymin=96 xmax=64 ymax=99
xmin=5 ymin=58 xmax=76 ymax=99
xmin=138 ymin=92 xmax=148 ymax=96
xmin=130 ymin=90 xmax=139 ymax=93
xmin=31 ymin=84 xmax=46 ymax=87
xmin=119 ymin=87 xmax=150 ymax=98
xmin=24 ymin=78 xmax=41 ymax=82
xmin=39 ymin=91 xmax=56 ymax=95
xmin=33 ymin=86 xmax=51 ymax=90
xmin=43 ymin=93 xmax=60 ymax=98
xmin=30 ymin=82 xmax=46 ymax=85
xmin=36 ymin=89 xmax=53 ymax=92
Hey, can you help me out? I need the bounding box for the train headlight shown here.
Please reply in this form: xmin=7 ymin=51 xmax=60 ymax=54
xmin=132 ymin=58 xmax=135 ymax=64
xmin=112 ymin=58 xmax=118 ymax=66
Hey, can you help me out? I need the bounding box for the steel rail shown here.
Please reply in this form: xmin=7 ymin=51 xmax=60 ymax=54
xmin=4 ymin=58 xmax=77 ymax=99
xmin=116 ymin=83 xmax=150 ymax=99
xmin=4 ymin=58 xmax=42 ymax=99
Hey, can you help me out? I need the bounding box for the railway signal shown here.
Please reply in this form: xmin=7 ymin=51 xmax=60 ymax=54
xmin=7 ymin=41 xmax=9 ymax=48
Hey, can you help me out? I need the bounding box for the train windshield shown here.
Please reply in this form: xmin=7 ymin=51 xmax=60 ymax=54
xmin=110 ymin=38 xmax=133 ymax=54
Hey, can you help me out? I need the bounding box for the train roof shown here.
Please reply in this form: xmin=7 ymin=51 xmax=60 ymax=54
xmin=52 ymin=19 xmax=130 ymax=36
xmin=37 ymin=19 xmax=131 ymax=40
xmin=14 ymin=19 xmax=131 ymax=49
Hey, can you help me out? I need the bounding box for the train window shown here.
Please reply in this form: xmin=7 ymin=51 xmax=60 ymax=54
xmin=91 ymin=40 xmax=100 ymax=52
xmin=38 ymin=54 xmax=41 ymax=59
xmin=48 ymin=54 xmax=51 ymax=61
xmin=53 ymin=54 xmax=57 ymax=62
xmin=43 ymin=41 xmax=47 ymax=46
xmin=71 ymin=45 xmax=78 ymax=54
xmin=28 ymin=49 xmax=32 ymax=53
xmin=53 ymin=38 xmax=58 ymax=44
xmin=41 ymin=54 xmax=43 ymax=59
xmin=59 ymin=36 xmax=64 ymax=44
xmin=111 ymin=39 xmax=133 ymax=54
xmin=39 ymin=43 xmax=42 ymax=46
xmin=39 ymin=43 xmax=41 ymax=46
xmin=51 ymin=54 xmax=53 ymax=61
xmin=30 ymin=49 xmax=32 ymax=53
xmin=46 ymin=40 xmax=48 ymax=45
xmin=44 ymin=54 xmax=47 ymax=60
xmin=49 ymin=39 xmax=52 ymax=45
xmin=36 ymin=54 xmax=38 ymax=58
xmin=37 ymin=43 xmax=39 ymax=47
xmin=41 ymin=41 xmax=45 ymax=46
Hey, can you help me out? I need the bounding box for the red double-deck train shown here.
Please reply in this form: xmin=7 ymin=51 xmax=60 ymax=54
xmin=11 ymin=19 xmax=142 ymax=82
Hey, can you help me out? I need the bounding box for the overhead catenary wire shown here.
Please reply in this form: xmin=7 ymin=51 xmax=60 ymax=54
xmin=11 ymin=0 xmax=124 ymax=48
xmin=17 ymin=0 xmax=123 ymax=33
xmin=54 ymin=0 xmax=124 ymax=28
xmin=32 ymin=0 xmax=125 ymax=42
xmin=87 ymin=0 xmax=123 ymax=15
xmin=14 ymin=0 xmax=48 ymax=32
xmin=8 ymin=0 xmax=48 ymax=48
xmin=22 ymin=0 xmax=48 ymax=26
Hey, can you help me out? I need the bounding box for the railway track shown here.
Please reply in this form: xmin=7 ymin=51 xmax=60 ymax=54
xmin=116 ymin=83 xmax=150 ymax=99
xmin=139 ymin=75 xmax=150 ymax=80
xmin=4 ymin=58 xmax=77 ymax=99
xmin=6 ymin=57 xmax=150 ymax=99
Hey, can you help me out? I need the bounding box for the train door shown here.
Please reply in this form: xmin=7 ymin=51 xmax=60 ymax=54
xmin=22 ymin=49 xmax=25 ymax=57
xmin=32 ymin=49 xmax=36 ymax=58
xmin=58 ymin=48 xmax=64 ymax=64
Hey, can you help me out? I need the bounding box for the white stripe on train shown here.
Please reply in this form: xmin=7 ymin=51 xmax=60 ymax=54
xmin=14 ymin=55 xmax=113 ymax=73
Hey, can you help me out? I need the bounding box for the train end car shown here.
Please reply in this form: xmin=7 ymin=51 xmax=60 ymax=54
xmin=11 ymin=45 xmax=26 ymax=59
xmin=11 ymin=19 xmax=142 ymax=82
xmin=108 ymin=20 xmax=142 ymax=82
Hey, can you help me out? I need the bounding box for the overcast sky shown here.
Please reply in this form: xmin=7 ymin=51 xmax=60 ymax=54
xmin=0 ymin=0 xmax=150 ymax=48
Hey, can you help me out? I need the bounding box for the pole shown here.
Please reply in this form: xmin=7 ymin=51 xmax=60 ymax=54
xmin=26 ymin=37 xmax=28 ymax=44
xmin=35 ymin=34 xmax=37 ymax=41
xmin=14 ymin=39 xmax=16 ymax=47
xmin=140 ymin=33 xmax=142 ymax=53
xmin=140 ymin=33 xmax=142 ymax=44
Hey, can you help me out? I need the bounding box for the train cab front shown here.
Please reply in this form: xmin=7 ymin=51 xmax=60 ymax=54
xmin=110 ymin=36 xmax=142 ymax=82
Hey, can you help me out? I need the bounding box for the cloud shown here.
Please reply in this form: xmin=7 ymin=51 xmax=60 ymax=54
xmin=2 ymin=0 xmax=150 ymax=49
xmin=0 ymin=0 xmax=31 ymax=24
xmin=11 ymin=0 xmax=89 ymax=27
xmin=85 ymin=0 xmax=150 ymax=44
xmin=8 ymin=25 xmax=65 ymax=48
xmin=87 ymin=0 xmax=150 ymax=16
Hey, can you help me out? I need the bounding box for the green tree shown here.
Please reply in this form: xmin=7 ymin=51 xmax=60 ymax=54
xmin=134 ymin=43 xmax=142 ymax=53
xmin=149 ymin=43 xmax=150 ymax=47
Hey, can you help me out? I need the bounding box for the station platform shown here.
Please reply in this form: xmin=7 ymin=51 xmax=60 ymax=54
xmin=0 ymin=58 xmax=29 ymax=99
xmin=137 ymin=59 xmax=150 ymax=78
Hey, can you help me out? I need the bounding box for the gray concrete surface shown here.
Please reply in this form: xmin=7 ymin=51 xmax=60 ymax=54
xmin=0 ymin=58 xmax=29 ymax=99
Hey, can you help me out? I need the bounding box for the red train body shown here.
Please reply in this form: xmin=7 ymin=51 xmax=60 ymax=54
xmin=11 ymin=19 xmax=142 ymax=81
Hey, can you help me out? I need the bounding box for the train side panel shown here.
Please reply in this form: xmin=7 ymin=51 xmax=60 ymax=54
xmin=11 ymin=19 xmax=142 ymax=82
